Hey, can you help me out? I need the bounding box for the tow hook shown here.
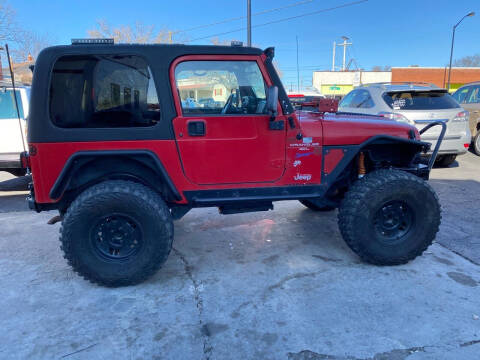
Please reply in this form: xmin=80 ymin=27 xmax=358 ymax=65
xmin=47 ymin=214 xmax=63 ymax=225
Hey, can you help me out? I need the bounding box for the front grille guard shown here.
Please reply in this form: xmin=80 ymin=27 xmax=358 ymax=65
xmin=419 ymin=121 xmax=447 ymax=170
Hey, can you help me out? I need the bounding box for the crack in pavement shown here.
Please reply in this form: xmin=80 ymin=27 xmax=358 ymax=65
xmin=172 ymin=248 xmax=212 ymax=360
xmin=437 ymin=242 xmax=480 ymax=266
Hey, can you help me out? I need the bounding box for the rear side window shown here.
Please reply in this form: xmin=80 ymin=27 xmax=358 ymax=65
xmin=0 ymin=90 xmax=24 ymax=119
xmin=50 ymin=55 xmax=160 ymax=128
xmin=339 ymin=90 xmax=374 ymax=108
xmin=174 ymin=60 xmax=267 ymax=115
xmin=382 ymin=91 xmax=460 ymax=110
xmin=339 ymin=91 xmax=356 ymax=108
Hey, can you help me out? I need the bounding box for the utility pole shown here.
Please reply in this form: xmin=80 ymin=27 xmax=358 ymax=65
xmin=337 ymin=36 xmax=352 ymax=71
xmin=447 ymin=12 xmax=474 ymax=90
xmin=296 ymin=35 xmax=300 ymax=92
xmin=331 ymin=41 xmax=336 ymax=71
xmin=247 ymin=0 xmax=252 ymax=46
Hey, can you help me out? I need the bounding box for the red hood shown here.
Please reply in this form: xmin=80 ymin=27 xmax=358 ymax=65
xmin=295 ymin=111 xmax=417 ymax=146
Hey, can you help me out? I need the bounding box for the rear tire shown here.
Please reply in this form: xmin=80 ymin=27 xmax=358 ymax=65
xmin=473 ymin=132 xmax=480 ymax=156
xmin=435 ymin=154 xmax=456 ymax=167
xmin=60 ymin=180 xmax=173 ymax=287
xmin=300 ymin=199 xmax=335 ymax=212
xmin=338 ymin=169 xmax=440 ymax=265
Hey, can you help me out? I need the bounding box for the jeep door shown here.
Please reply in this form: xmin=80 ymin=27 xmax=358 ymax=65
xmin=171 ymin=57 xmax=286 ymax=185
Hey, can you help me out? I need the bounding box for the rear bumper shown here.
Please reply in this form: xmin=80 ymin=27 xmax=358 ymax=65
xmin=422 ymin=131 xmax=470 ymax=156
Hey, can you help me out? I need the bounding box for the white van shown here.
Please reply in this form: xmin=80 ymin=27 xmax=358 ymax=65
xmin=0 ymin=84 xmax=29 ymax=176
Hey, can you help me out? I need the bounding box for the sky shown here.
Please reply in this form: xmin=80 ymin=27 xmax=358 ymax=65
xmin=8 ymin=0 xmax=480 ymax=88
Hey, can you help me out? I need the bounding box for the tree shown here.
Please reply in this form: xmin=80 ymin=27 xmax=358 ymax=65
xmin=0 ymin=0 xmax=52 ymax=63
xmin=87 ymin=20 xmax=177 ymax=44
xmin=371 ymin=65 xmax=382 ymax=71
xmin=453 ymin=54 xmax=480 ymax=67
xmin=0 ymin=0 xmax=21 ymax=43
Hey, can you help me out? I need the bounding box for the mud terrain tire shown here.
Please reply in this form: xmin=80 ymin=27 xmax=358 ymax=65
xmin=60 ymin=180 xmax=173 ymax=287
xmin=338 ymin=169 xmax=440 ymax=265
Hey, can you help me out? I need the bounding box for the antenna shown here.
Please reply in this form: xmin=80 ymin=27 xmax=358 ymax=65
xmin=4 ymin=44 xmax=28 ymax=167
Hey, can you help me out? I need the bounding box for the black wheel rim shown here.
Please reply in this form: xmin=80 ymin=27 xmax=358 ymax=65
xmin=91 ymin=214 xmax=143 ymax=261
xmin=373 ymin=200 xmax=414 ymax=243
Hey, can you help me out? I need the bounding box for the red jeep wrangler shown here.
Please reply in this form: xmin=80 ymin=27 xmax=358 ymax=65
xmin=25 ymin=41 xmax=443 ymax=287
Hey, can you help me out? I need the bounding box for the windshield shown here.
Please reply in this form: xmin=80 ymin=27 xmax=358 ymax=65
xmin=382 ymin=91 xmax=459 ymax=110
xmin=0 ymin=90 xmax=24 ymax=119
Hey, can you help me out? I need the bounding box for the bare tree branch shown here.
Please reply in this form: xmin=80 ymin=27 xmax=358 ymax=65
xmin=0 ymin=0 xmax=23 ymax=43
xmin=87 ymin=20 xmax=175 ymax=44
xmin=453 ymin=54 xmax=480 ymax=67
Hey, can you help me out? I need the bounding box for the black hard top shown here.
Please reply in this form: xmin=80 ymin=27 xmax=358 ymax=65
xmin=39 ymin=43 xmax=264 ymax=59
xmin=28 ymin=43 xmax=289 ymax=144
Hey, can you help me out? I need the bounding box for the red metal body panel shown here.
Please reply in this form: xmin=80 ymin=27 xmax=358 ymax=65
xmin=313 ymin=113 xmax=412 ymax=145
xmin=172 ymin=115 xmax=287 ymax=184
xmin=324 ymin=149 xmax=345 ymax=175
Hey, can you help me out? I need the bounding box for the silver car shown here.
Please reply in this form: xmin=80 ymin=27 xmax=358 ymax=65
xmin=338 ymin=83 xmax=471 ymax=167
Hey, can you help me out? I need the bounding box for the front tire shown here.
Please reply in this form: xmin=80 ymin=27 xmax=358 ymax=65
xmin=338 ymin=170 xmax=440 ymax=265
xmin=60 ymin=180 xmax=173 ymax=287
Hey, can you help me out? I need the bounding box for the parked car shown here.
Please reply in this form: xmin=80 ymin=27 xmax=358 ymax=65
xmin=25 ymin=41 xmax=443 ymax=287
xmin=452 ymin=82 xmax=480 ymax=155
xmin=198 ymin=97 xmax=222 ymax=108
xmin=0 ymin=83 xmax=30 ymax=176
xmin=338 ymin=83 xmax=471 ymax=167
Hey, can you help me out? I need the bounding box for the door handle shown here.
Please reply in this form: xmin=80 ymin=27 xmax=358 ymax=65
xmin=187 ymin=121 xmax=206 ymax=136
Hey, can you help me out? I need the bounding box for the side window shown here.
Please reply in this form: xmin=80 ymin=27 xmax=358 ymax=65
xmin=466 ymin=86 xmax=480 ymax=104
xmin=50 ymin=55 xmax=160 ymax=128
xmin=175 ymin=60 xmax=267 ymax=115
xmin=339 ymin=91 xmax=356 ymax=108
xmin=452 ymin=86 xmax=471 ymax=104
xmin=353 ymin=89 xmax=374 ymax=108
xmin=0 ymin=90 xmax=24 ymax=119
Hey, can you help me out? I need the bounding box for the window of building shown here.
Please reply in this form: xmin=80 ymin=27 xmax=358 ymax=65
xmin=175 ymin=60 xmax=267 ymax=115
xmin=50 ymin=55 xmax=160 ymax=128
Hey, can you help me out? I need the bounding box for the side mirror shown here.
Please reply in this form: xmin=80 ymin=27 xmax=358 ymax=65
xmin=266 ymin=86 xmax=278 ymax=119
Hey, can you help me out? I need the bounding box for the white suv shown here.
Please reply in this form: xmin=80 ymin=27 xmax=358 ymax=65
xmin=0 ymin=84 xmax=29 ymax=176
xmin=338 ymin=83 xmax=471 ymax=167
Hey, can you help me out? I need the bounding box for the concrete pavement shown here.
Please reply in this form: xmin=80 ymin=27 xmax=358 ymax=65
xmin=0 ymin=153 xmax=479 ymax=360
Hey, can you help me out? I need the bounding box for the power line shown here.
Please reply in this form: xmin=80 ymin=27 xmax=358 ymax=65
xmin=185 ymin=0 xmax=368 ymax=43
xmin=172 ymin=0 xmax=316 ymax=35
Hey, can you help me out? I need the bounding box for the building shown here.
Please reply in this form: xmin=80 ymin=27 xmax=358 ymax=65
xmin=391 ymin=67 xmax=480 ymax=91
xmin=312 ymin=71 xmax=391 ymax=97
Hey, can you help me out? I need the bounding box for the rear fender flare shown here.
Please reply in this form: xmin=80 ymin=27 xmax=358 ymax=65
xmin=49 ymin=150 xmax=181 ymax=202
